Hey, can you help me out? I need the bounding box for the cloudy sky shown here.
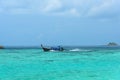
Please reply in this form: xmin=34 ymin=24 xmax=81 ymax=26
xmin=0 ymin=0 xmax=120 ymax=46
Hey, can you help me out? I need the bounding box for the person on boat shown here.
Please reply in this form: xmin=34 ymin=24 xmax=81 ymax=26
xmin=41 ymin=44 xmax=64 ymax=51
xmin=51 ymin=46 xmax=64 ymax=51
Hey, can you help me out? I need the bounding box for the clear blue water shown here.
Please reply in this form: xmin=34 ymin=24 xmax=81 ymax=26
xmin=0 ymin=47 xmax=120 ymax=80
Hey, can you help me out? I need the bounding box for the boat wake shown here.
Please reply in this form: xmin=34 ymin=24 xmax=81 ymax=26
xmin=50 ymin=50 xmax=56 ymax=52
xmin=69 ymin=48 xmax=91 ymax=52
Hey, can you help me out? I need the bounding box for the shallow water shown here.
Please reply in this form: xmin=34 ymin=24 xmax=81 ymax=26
xmin=0 ymin=47 xmax=120 ymax=80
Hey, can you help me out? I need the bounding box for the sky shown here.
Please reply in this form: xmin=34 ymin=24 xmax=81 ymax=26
xmin=0 ymin=0 xmax=120 ymax=46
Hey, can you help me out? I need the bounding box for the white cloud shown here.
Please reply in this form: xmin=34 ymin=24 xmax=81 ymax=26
xmin=49 ymin=8 xmax=80 ymax=16
xmin=87 ymin=0 xmax=120 ymax=17
xmin=0 ymin=0 xmax=120 ymax=18
xmin=69 ymin=8 xmax=80 ymax=16
xmin=42 ymin=0 xmax=62 ymax=12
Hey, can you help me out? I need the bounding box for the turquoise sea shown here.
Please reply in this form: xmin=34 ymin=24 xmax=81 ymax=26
xmin=0 ymin=47 xmax=120 ymax=80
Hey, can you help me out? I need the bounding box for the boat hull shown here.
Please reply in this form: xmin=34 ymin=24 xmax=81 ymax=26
xmin=42 ymin=47 xmax=51 ymax=52
xmin=41 ymin=44 xmax=64 ymax=52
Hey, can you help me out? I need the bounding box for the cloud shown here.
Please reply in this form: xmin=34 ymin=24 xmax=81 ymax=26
xmin=42 ymin=0 xmax=62 ymax=12
xmin=0 ymin=0 xmax=120 ymax=18
xmin=87 ymin=0 xmax=120 ymax=18
xmin=51 ymin=8 xmax=80 ymax=16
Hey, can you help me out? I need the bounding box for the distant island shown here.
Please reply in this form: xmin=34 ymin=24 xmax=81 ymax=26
xmin=107 ymin=42 xmax=119 ymax=46
xmin=0 ymin=46 xmax=4 ymax=49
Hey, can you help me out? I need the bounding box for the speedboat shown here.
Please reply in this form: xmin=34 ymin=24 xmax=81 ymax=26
xmin=41 ymin=44 xmax=64 ymax=52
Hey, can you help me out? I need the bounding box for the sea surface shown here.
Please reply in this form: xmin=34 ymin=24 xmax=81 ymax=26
xmin=0 ymin=47 xmax=120 ymax=80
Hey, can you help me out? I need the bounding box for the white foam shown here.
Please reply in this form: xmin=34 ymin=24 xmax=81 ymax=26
xmin=50 ymin=50 xmax=55 ymax=52
xmin=69 ymin=48 xmax=91 ymax=52
xmin=70 ymin=48 xmax=81 ymax=51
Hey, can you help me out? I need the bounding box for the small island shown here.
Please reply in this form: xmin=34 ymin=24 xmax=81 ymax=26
xmin=107 ymin=42 xmax=119 ymax=46
xmin=0 ymin=46 xmax=4 ymax=49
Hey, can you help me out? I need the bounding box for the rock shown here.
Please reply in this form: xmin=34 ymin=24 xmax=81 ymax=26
xmin=107 ymin=42 xmax=118 ymax=46
xmin=0 ymin=46 xmax=4 ymax=49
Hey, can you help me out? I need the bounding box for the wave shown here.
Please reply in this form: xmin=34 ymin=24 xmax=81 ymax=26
xmin=69 ymin=48 xmax=91 ymax=52
xmin=50 ymin=50 xmax=56 ymax=52
xmin=70 ymin=48 xmax=80 ymax=51
xmin=49 ymin=48 xmax=92 ymax=52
